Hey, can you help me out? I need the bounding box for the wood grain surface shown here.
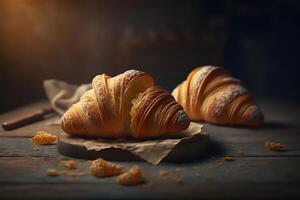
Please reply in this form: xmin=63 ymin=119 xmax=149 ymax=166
xmin=0 ymin=100 xmax=299 ymax=199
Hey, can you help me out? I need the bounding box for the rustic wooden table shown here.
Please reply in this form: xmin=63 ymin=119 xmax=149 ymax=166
xmin=0 ymin=100 xmax=299 ymax=199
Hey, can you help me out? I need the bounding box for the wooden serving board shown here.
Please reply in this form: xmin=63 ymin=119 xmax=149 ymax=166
xmin=57 ymin=122 xmax=209 ymax=162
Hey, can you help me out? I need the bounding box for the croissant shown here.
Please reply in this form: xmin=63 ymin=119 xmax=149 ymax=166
xmin=60 ymin=69 xmax=190 ymax=138
xmin=172 ymin=66 xmax=264 ymax=126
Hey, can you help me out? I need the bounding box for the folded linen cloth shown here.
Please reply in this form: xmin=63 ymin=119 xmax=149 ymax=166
xmin=44 ymin=79 xmax=91 ymax=115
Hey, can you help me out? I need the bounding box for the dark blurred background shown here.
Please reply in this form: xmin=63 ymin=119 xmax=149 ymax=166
xmin=0 ymin=0 xmax=299 ymax=113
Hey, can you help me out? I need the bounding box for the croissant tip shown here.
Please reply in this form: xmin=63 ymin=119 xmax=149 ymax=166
xmin=60 ymin=107 xmax=86 ymax=135
xmin=243 ymin=105 xmax=264 ymax=126
xmin=175 ymin=110 xmax=191 ymax=129
xmin=60 ymin=112 xmax=70 ymax=133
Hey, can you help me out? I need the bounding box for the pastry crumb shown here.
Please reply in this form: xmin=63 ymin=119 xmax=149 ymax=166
xmin=58 ymin=160 xmax=77 ymax=170
xmin=159 ymin=170 xmax=169 ymax=177
xmin=46 ymin=169 xmax=62 ymax=177
xmin=62 ymin=171 xmax=86 ymax=178
xmin=116 ymin=165 xmax=144 ymax=186
xmin=90 ymin=158 xmax=123 ymax=177
xmin=223 ymin=156 xmax=234 ymax=161
xmin=32 ymin=131 xmax=56 ymax=145
xmin=264 ymin=141 xmax=284 ymax=151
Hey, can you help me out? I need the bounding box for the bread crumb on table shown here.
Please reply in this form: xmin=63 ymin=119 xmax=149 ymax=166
xmin=223 ymin=156 xmax=234 ymax=161
xmin=116 ymin=165 xmax=144 ymax=186
xmin=62 ymin=171 xmax=86 ymax=178
xmin=264 ymin=141 xmax=284 ymax=151
xmin=90 ymin=158 xmax=123 ymax=177
xmin=32 ymin=131 xmax=56 ymax=145
xmin=159 ymin=170 xmax=169 ymax=177
xmin=58 ymin=160 xmax=77 ymax=170
xmin=46 ymin=169 xmax=62 ymax=177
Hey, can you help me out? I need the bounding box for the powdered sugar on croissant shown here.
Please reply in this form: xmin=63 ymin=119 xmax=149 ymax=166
xmin=172 ymin=66 xmax=264 ymax=126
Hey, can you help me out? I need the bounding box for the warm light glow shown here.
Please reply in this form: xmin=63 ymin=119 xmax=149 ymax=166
xmin=1 ymin=0 xmax=110 ymax=73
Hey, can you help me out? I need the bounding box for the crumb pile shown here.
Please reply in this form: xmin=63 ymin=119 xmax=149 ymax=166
xmin=265 ymin=141 xmax=284 ymax=151
xmin=223 ymin=156 xmax=234 ymax=161
xmin=58 ymin=160 xmax=77 ymax=170
xmin=46 ymin=160 xmax=85 ymax=178
xmin=116 ymin=165 xmax=144 ymax=186
xmin=90 ymin=158 xmax=123 ymax=177
xmin=32 ymin=131 xmax=56 ymax=145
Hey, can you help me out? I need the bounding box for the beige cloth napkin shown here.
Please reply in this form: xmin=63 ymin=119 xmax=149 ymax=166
xmin=43 ymin=79 xmax=207 ymax=164
xmin=44 ymin=79 xmax=91 ymax=115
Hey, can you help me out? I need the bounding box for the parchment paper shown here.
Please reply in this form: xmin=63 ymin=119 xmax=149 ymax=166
xmin=84 ymin=123 xmax=204 ymax=165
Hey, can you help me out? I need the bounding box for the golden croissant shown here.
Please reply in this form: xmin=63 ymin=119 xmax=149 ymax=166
xmin=60 ymin=70 xmax=190 ymax=138
xmin=172 ymin=66 xmax=264 ymax=126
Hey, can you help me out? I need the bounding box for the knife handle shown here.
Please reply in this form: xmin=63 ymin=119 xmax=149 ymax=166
xmin=2 ymin=107 xmax=54 ymax=131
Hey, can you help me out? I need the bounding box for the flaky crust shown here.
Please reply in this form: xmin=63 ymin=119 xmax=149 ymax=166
xmin=130 ymin=86 xmax=190 ymax=138
xmin=60 ymin=70 xmax=154 ymax=138
xmin=116 ymin=165 xmax=143 ymax=185
xmin=172 ymin=66 xmax=264 ymax=126
xmin=90 ymin=158 xmax=123 ymax=177
xmin=60 ymin=69 xmax=190 ymax=138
